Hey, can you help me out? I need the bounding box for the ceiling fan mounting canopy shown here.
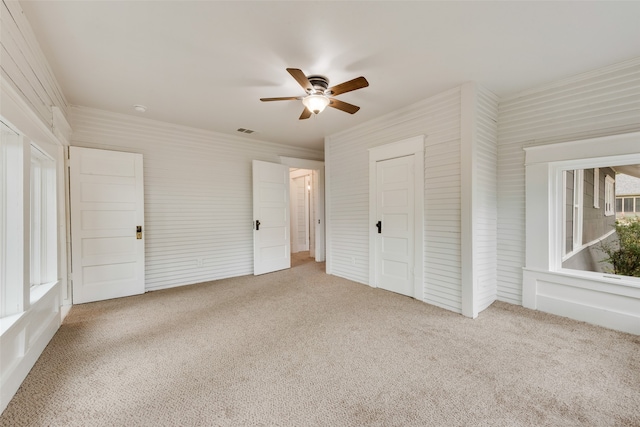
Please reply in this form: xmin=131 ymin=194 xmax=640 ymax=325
xmin=260 ymin=68 xmax=369 ymax=120
xmin=306 ymin=75 xmax=329 ymax=94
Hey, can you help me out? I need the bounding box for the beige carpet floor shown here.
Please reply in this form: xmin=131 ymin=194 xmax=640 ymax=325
xmin=1 ymin=253 xmax=639 ymax=426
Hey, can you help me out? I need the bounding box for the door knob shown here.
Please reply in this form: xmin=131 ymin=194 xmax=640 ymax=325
xmin=136 ymin=225 xmax=142 ymax=239
xmin=376 ymin=221 xmax=382 ymax=234
xmin=255 ymin=220 xmax=260 ymax=231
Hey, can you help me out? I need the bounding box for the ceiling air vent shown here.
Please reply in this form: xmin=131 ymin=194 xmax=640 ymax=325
xmin=237 ymin=128 xmax=255 ymax=134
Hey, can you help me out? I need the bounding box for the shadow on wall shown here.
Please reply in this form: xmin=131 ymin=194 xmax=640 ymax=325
xmin=562 ymin=232 xmax=617 ymax=273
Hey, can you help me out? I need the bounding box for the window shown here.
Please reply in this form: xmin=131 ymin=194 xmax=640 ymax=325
xmin=562 ymin=169 xmax=584 ymax=258
xmin=524 ymin=130 xmax=640 ymax=279
xmin=523 ymin=132 xmax=640 ymax=334
xmin=616 ymin=196 xmax=640 ymax=215
xmin=30 ymin=145 xmax=56 ymax=287
xmin=0 ymin=118 xmax=58 ymax=318
xmin=604 ymin=175 xmax=615 ymax=216
xmin=1 ymin=120 xmax=23 ymax=317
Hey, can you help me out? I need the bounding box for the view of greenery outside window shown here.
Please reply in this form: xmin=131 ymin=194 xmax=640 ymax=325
xmin=597 ymin=217 xmax=640 ymax=277
xmin=561 ymin=166 xmax=640 ymax=278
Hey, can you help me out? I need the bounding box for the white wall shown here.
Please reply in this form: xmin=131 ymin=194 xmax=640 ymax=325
xmin=462 ymin=84 xmax=499 ymax=317
xmin=329 ymin=86 xmax=467 ymax=314
xmin=0 ymin=1 xmax=69 ymax=129
xmin=70 ymin=107 xmax=323 ymax=291
xmin=326 ymin=83 xmax=499 ymax=316
xmin=497 ymin=57 xmax=640 ymax=305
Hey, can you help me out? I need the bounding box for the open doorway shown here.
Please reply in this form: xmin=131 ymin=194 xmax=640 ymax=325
xmin=290 ymin=168 xmax=315 ymax=267
xmin=252 ymin=157 xmax=325 ymax=275
xmin=279 ymin=156 xmax=325 ymax=266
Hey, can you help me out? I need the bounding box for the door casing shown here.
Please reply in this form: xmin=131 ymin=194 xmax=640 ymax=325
xmin=369 ymin=136 xmax=425 ymax=300
xmin=279 ymin=156 xmax=325 ymax=262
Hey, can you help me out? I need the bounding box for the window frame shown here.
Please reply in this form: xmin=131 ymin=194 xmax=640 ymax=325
xmin=1 ymin=120 xmax=26 ymax=317
xmin=604 ymin=175 xmax=615 ymax=216
xmin=0 ymin=118 xmax=59 ymax=319
xmin=29 ymin=144 xmax=57 ymax=287
xmin=524 ymin=131 xmax=640 ymax=285
xmin=593 ymin=167 xmax=600 ymax=208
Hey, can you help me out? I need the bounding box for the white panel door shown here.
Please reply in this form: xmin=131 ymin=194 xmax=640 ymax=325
xmin=70 ymin=147 xmax=145 ymax=303
xmin=253 ymin=160 xmax=290 ymax=275
xmin=375 ymin=156 xmax=414 ymax=297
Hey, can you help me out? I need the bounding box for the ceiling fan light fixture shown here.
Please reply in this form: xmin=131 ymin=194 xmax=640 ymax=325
xmin=302 ymin=94 xmax=330 ymax=114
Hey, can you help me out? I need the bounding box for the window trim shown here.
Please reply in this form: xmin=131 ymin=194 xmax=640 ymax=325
xmin=604 ymin=175 xmax=615 ymax=216
xmin=1 ymin=121 xmax=27 ymax=318
xmin=524 ymin=131 xmax=640 ymax=284
xmin=30 ymin=144 xmax=56 ymax=287
xmin=593 ymin=167 xmax=600 ymax=208
xmin=561 ymin=169 xmax=584 ymax=261
xmin=1 ymin=118 xmax=59 ymax=319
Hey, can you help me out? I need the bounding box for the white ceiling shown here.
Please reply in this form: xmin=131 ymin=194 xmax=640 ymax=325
xmin=21 ymin=1 xmax=640 ymax=152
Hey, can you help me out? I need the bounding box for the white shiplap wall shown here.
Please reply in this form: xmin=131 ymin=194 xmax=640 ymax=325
xmin=326 ymin=88 xmax=463 ymax=313
xmin=474 ymin=86 xmax=499 ymax=313
xmin=497 ymin=57 xmax=640 ymax=305
xmin=71 ymin=106 xmax=323 ymax=291
xmin=0 ymin=1 xmax=69 ymax=127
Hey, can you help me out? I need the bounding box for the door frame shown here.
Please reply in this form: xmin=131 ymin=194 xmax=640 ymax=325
xmin=369 ymin=136 xmax=424 ymax=300
xmin=289 ymin=168 xmax=312 ymax=254
xmin=279 ymin=156 xmax=325 ymax=262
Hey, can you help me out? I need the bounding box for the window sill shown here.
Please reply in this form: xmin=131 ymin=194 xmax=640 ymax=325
xmin=30 ymin=280 xmax=58 ymax=304
xmin=1 ymin=281 xmax=59 ymax=336
xmin=0 ymin=311 xmax=26 ymax=336
xmin=557 ymin=268 xmax=640 ymax=289
xmin=525 ymin=266 xmax=640 ymax=291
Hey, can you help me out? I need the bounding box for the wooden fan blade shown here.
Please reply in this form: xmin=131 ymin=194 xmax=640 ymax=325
xmin=328 ymin=98 xmax=360 ymax=114
xmin=260 ymin=96 xmax=300 ymax=102
xmin=287 ymin=68 xmax=313 ymax=92
xmin=299 ymin=108 xmax=312 ymax=120
xmin=327 ymin=76 xmax=369 ymax=96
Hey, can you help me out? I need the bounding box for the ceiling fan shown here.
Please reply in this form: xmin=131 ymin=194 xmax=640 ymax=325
xmin=260 ymin=68 xmax=369 ymax=120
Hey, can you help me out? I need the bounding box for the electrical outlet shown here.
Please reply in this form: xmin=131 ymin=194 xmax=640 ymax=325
xmin=197 ymin=257 xmax=204 ymax=267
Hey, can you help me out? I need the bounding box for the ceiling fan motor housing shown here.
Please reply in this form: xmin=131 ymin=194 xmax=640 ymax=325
xmin=307 ymin=75 xmax=330 ymax=94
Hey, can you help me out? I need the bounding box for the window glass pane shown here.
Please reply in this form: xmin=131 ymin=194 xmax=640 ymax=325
xmin=30 ymin=145 xmax=56 ymax=287
xmin=1 ymin=120 xmax=23 ymax=317
xmin=561 ymin=167 xmax=640 ymax=279
xmin=31 ymin=156 xmax=41 ymax=286
xmin=604 ymin=176 xmax=615 ymax=216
